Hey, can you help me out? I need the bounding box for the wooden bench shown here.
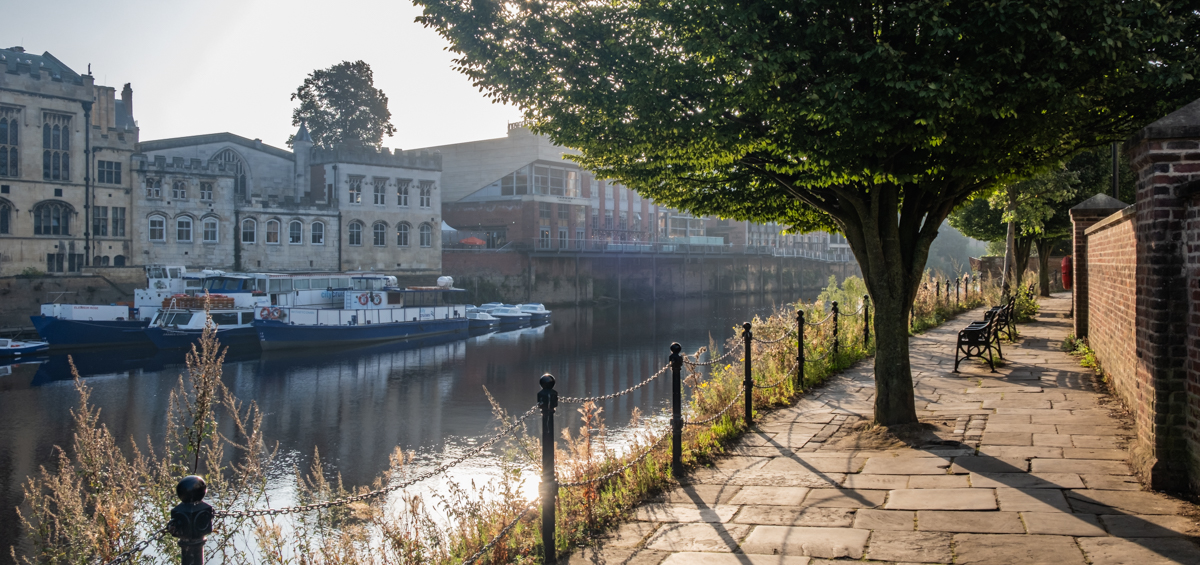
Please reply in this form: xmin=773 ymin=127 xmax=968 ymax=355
xmin=953 ymin=295 xmax=1017 ymax=373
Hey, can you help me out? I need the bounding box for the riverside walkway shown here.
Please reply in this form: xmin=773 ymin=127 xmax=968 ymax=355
xmin=569 ymin=294 xmax=1200 ymax=565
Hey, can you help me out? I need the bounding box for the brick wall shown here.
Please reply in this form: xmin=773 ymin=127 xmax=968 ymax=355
xmin=1187 ymin=190 xmax=1200 ymax=493
xmin=1083 ymin=209 xmax=1139 ymax=440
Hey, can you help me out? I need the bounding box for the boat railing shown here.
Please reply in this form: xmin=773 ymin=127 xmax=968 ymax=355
xmin=264 ymin=305 xmax=465 ymax=327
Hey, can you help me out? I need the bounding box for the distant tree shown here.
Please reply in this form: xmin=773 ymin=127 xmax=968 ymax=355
xmin=290 ymin=61 xmax=396 ymax=149
xmin=417 ymin=0 xmax=1199 ymax=425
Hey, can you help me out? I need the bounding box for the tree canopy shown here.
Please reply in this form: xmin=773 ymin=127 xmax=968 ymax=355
xmin=290 ymin=60 xmax=396 ymax=149
xmin=416 ymin=0 xmax=1199 ymax=424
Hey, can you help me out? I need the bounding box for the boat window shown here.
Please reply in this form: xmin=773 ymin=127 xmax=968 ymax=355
xmin=241 ymin=312 xmax=254 ymax=324
xmin=279 ymin=279 xmax=294 ymax=292
xmin=169 ymin=268 xmax=182 ymax=278
xmin=353 ymin=278 xmax=382 ymax=291
xmin=160 ymin=312 xmax=194 ymax=326
xmin=387 ymin=292 xmax=403 ymax=305
xmin=211 ymin=312 xmax=239 ymax=326
xmin=294 ymin=279 xmax=310 ymax=290
xmin=333 ymin=277 xmax=350 ymax=288
xmin=147 ymin=266 xmax=166 ymax=279
xmin=257 ymin=279 xmax=267 ymax=291
xmin=311 ymin=278 xmax=329 ymax=288
xmin=407 ymin=292 xmax=438 ymax=307
xmin=269 ymin=279 xmax=282 ymax=292
xmin=185 ymin=279 xmax=203 ymax=289
xmin=204 ymin=278 xmax=224 ymax=290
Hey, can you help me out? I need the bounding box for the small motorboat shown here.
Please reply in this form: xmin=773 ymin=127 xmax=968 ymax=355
xmin=0 ymin=338 xmax=50 ymax=357
xmin=489 ymin=306 xmax=532 ymax=325
xmin=466 ymin=310 xmax=500 ymax=329
xmin=516 ymin=303 xmax=552 ymax=323
xmin=478 ymin=302 xmax=505 ymax=312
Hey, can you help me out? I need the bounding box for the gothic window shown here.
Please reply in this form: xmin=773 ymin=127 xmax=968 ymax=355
xmin=348 ymin=222 xmax=363 ymax=246
xmin=172 ymin=180 xmax=188 ymax=199
xmin=373 ymin=178 xmax=387 ymax=205
xmin=97 ymin=161 xmax=122 ymax=184
xmin=289 ymin=220 xmax=303 ymax=244
xmin=0 ymin=108 xmax=17 ymax=178
xmin=396 ymin=223 xmax=410 ymax=247
xmin=145 ymin=177 xmax=162 ymax=198
xmin=33 ymin=201 xmax=71 ymax=235
xmin=203 ymin=218 xmax=218 ymax=243
xmin=176 ymin=216 xmax=193 ymax=242
xmin=113 ymin=255 xmax=126 ymax=266
xmin=0 ymin=199 xmax=10 ymax=234
xmin=311 ymin=221 xmax=324 ymax=245
xmin=41 ymin=114 xmax=71 ymax=181
xmin=112 ymin=207 xmax=126 ymax=237
xmin=200 ymin=182 xmax=213 ymax=201
xmin=265 ymin=219 xmax=280 ymax=244
xmin=373 ymin=222 xmax=387 ymax=246
xmin=419 ymin=181 xmax=433 ymax=208
xmin=419 ymin=223 xmax=432 ymax=248
xmin=241 ymin=218 xmax=256 ymax=243
xmin=396 ymin=179 xmax=411 ymax=206
xmin=148 ymin=215 xmax=166 ymax=242
xmin=213 ymin=149 xmax=248 ymax=200
xmin=93 ymin=206 xmax=108 ymax=237
xmin=348 ymin=175 xmax=363 ymax=204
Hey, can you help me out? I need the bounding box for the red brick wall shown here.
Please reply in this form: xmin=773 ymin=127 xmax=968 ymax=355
xmin=1084 ymin=210 xmax=1139 ymax=434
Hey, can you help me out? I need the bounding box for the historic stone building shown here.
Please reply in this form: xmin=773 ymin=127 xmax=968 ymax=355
xmin=132 ymin=125 xmax=443 ymax=274
xmin=0 ymin=46 xmax=137 ymax=276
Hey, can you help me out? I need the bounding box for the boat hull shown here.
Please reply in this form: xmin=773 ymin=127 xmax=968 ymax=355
xmin=254 ymin=318 xmax=470 ymax=351
xmin=30 ymin=315 xmax=152 ymax=349
xmin=468 ymin=318 xmax=500 ymax=330
xmin=144 ymin=326 xmax=260 ymax=350
xmin=0 ymin=342 xmax=49 ymax=357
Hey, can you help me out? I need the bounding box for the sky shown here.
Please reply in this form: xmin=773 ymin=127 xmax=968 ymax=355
xmin=7 ymin=0 xmax=524 ymax=150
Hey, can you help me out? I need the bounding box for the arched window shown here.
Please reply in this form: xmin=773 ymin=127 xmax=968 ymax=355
xmin=213 ymin=149 xmax=248 ymax=200
xmin=0 ymin=115 xmax=16 ymax=178
xmin=94 ymin=256 xmax=110 ymax=266
xmin=289 ymin=220 xmax=303 ymax=244
xmin=148 ymin=215 xmax=166 ymax=241
xmin=348 ymin=222 xmax=363 ymax=246
xmin=113 ymin=255 xmax=126 ymax=267
xmin=266 ymin=219 xmax=280 ymax=244
xmin=311 ymin=221 xmax=325 ymax=245
xmin=396 ymin=223 xmax=410 ymax=247
xmin=145 ymin=177 xmax=163 ymax=198
xmin=172 ymin=180 xmax=188 ymax=199
xmin=0 ymin=199 xmax=11 ymax=234
xmin=203 ymin=218 xmax=219 ymax=243
xmin=176 ymin=216 xmax=193 ymax=242
xmin=241 ymin=218 xmax=256 ymax=243
xmin=373 ymin=222 xmax=387 ymax=246
xmin=419 ymin=223 xmax=432 ymax=248
xmin=41 ymin=115 xmax=70 ymax=181
xmin=33 ymin=202 xmax=72 ymax=235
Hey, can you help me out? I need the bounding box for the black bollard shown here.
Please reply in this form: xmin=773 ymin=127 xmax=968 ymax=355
xmin=956 ymin=278 xmax=961 ymax=306
xmin=831 ymin=301 xmax=840 ymax=359
xmin=946 ymin=280 xmax=952 ymax=305
xmin=538 ymin=374 xmax=558 ymax=564
xmin=796 ymin=310 xmax=805 ymax=389
xmin=936 ymin=280 xmax=941 ymax=302
xmin=670 ymin=343 xmax=683 ymax=478
xmin=862 ymin=295 xmax=870 ymax=346
xmin=742 ymin=322 xmax=753 ymax=428
xmin=168 ymin=476 xmax=213 ymax=565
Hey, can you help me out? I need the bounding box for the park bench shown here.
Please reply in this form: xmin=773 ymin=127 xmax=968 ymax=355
xmin=953 ymin=295 xmax=1017 ymax=373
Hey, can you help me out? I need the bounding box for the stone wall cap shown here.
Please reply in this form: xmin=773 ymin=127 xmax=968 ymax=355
xmin=1070 ymin=193 xmax=1128 ymax=212
xmin=1083 ymin=205 xmax=1136 ymax=236
xmin=1128 ymin=97 xmax=1200 ymax=143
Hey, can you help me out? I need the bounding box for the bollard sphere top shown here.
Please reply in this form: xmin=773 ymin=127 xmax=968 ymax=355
xmin=540 ymin=374 xmax=556 ymax=390
xmin=176 ymin=475 xmax=207 ymax=503
xmin=670 ymin=342 xmax=681 ymax=354
xmin=742 ymin=322 xmax=751 ymax=330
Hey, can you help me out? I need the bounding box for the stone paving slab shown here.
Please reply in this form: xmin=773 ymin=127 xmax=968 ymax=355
xmin=916 ymin=510 xmax=1025 ymax=533
xmin=886 ymin=488 xmax=997 ymax=510
xmin=739 ymin=526 xmax=870 ymax=558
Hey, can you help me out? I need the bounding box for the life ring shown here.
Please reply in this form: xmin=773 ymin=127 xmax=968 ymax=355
xmin=358 ymin=293 xmax=370 ymax=305
xmin=370 ymin=293 xmax=382 ymax=305
xmin=259 ymin=307 xmax=274 ymax=320
xmin=270 ymin=307 xmax=284 ymax=319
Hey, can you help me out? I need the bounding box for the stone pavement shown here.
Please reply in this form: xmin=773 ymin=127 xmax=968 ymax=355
xmin=569 ymin=294 xmax=1200 ymax=565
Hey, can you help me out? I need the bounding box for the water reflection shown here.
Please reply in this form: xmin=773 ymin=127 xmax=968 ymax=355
xmin=0 ymin=293 xmax=807 ymax=555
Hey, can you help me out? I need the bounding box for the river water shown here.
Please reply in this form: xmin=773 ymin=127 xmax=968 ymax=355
xmin=0 ymin=293 xmax=810 ymax=557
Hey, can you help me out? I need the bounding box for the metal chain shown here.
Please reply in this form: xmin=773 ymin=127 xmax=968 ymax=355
xmin=804 ymin=311 xmax=835 ymax=326
xmin=217 ymin=406 xmax=540 ymax=519
xmin=751 ymin=327 xmax=796 ymax=345
xmin=558 ymin=427 xmax=671 ymax=488
xmin=96 ymin=528 xmax=168 ymax=565
xmin=803 ymin=347 xmax=833 ymax=363
xmin=838 ymin=304 xmax=867 ymax=317
xmin=559 ymin=363 xmax=672 ymax=404
xmin=683 ymin=343 xmax=743 ymax=367
xmin=683 ymin=388 xmax=744 ymax=426
xmin=754 ymin=361 xmax=800 ymax=389
xmin=460 ymin=501 xmax=538 ymax=565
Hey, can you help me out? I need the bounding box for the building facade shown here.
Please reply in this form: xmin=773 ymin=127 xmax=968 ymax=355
xmin=0 ymin=46 xmax=137 ymax=276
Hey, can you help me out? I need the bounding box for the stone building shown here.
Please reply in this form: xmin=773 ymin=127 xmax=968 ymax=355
xmin=0 ymin=46 xmax=137 ymax=275
xmin=132 ymin=125 xmax=442 ymax=274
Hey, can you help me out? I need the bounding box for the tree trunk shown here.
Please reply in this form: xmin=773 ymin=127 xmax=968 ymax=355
xmin=867 ymin=279 xmax=917 ymax=425
xmin=1036 ymin=238 xmax=1055 ymax=296
xmin=1013 ymin=236 xmax=1034 ymax=290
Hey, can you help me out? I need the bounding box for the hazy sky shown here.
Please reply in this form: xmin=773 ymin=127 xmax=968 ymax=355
xmin=8 ymin=0 xmax=524 ymax=150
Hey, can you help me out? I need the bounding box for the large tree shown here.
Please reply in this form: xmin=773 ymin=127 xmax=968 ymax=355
xmin=417 ymin=0 xmax=1198 ymax=425
xmin=291 ymin=60 xmax=396 ymax=149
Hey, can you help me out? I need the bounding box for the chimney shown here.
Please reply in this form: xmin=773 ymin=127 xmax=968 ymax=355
xmin=9 ymin=46 xmax=24 ymax=53
xmin=121 ymin=83 xmax=133 ymax=119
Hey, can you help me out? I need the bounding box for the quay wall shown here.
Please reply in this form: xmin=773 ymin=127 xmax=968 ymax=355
xmin=0 ymin=267 xmax=145 ymax=331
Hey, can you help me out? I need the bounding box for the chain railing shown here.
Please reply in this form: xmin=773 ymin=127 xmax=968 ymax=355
xmin=559 ymin=363 xmax=672 ymax=403
xmin=97 ymin=528 xmax=168 ymax=565
xmin=461 ymin=502 xmax=539 ymax=565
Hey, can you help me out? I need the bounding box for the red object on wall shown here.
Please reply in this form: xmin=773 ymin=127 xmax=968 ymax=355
xmin=1061 ymin=256 xmax=1073 ymax=290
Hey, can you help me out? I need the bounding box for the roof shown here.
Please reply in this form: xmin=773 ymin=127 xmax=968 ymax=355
xmin=1 ymin=46 xmax=85 ymax=85
xmin=139 ymin=132 xmax=294 ymax=161
xmin=294 ymin=122 xmax=313 ymax=144
xmin=1070 ymin=193 xmax=1127 ymax=211
xmin=1128 ymin=98 xmax=1200 ymax=143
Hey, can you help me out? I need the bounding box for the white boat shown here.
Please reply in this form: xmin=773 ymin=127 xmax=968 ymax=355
xmin=466 ymin=310 xmax=500 ymax=329
xmin=516 ymin=303 xmax=552 ymax=323
xmin=489 ymin=306 xmax=532 ymax=325
xmin=0 ymin=338 xmax=49 ymax=357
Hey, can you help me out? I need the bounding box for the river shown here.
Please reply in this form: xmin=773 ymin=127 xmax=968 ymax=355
xmin=0 ymin=293 xmax=810 ymax=558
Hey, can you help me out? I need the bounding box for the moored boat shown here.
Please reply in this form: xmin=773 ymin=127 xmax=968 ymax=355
xmin=466 ymin=310 xmax=500 ymax=330
xmin=144 ymin=308 xmax=261 ymax=350
xmin=489 ymin=306 xmax=532 ymax=326
xmin=516 ymin=303 xmax=552 ymax=323
xmin=0 ymin=338 xmax=49 ymax=357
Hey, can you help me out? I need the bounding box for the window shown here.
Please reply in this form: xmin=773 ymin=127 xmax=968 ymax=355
xmin=145 ymin=177 xmax=162 ymax=198
xmin=213 ymin=149 xmax=248 ymax=200
xmin=0 ymin=109 xmax=18 ymax=177
xmin=266 ymin=220 xmax=280 ymax=244
xmin=200 ymin=182 xmax=213 ymax=201
xmin=396 ymin=223 xmax=410 ymax=247
xmin=558 ymin=204 xmax=569 ymax=220
xmin=419 ymin=181 xmax=433 ymax=208
xmin=97 ymin=161 xmax=122 ymax=184
xmin=46 ymin=253 xmax=83 ymax=273
xmin=149 ymin=216 xmax=166 ymax=242
xmin=373 ymin=178 xmax=387 ymax=205
xmin=112 ymin=207 xmax=126 ymax=237
xmin=419 ymin=223 xmax=432 ymax=247
xmin=176 ymin=217 xmax=193 ymax=242
xmin=558 ymin=228 xmax=568 ymax=248
xmin=0 ymin=200 xmax=10 ymax=234
xmin=113 ymin=255 xmax=126 ymax=267
xmin=42 ymin=114 xmax=71 ymax=181
xmin=539 ymin=202 xmax=552 ymax=220
xmin=348 ymin=222 xmax=363 ymax=246
xmin=604 ymin=210 xmax=613 ymax=229
xmin=172 ymin=180 xmax=188 ymax=200
xmin=396 ymin=179 xmax=411 ymax=206
xmin=33 ymin=202 xmax=71 ymax=235
xmin=241 ymin=219 xmax=256 ymax=243
xmin=94 ymin=255 xmax=109 ymax=266
xmin=311 ymin=221 xmax=324 ymax=245
xmin=576 ymin=228 xmax=584 ymax=249
xmin=289 ymin=220 xmax=302 ymax=244
xmin=93 ymin=206 xmax=108 ymax=237
xmin=203 ymin=218 xmax=218 ymax=243
xmin=373 ymin=222 xmax=387 ymax=246
xmin=348 ymin=175 xmax=363 ymax=204
xmin=539 ymin=228 xmax=551 ymax=249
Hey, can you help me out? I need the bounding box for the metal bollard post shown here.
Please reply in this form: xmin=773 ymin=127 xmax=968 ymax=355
xmin=956 ymin=278 xmax=961 ymax=306
xmin=796 ymin=310 xmax=805 ymax=389
xmin=742 ymin=322 xmax=753 ymax=428
xmin=831 ymin=302 xmax=840 ymax=360
xmin=538 ymin=374 xmax=558 ymax=564
xmin=936 ymin=280 xmax=940 ymax=303
xmin=862 ymin=295 xmax=870 ymax=346
xmin=946 ymin=280 xmax=952 ymax=305
xmin=670 ymin=343 xmax=683 ymax=478
xmin=168 ymin=476 xmax=213 ymax=565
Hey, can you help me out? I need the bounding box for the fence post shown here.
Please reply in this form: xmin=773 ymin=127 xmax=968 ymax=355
xmin=168 ymin=475 xmax=213 ymax=565
xmin=796 ymin=310 xmax=805 ymax=389
xmin=831 ymin=302 xmax=839 ymax=360
xmin=742 ymin=322 xmax=753 ymax=428
xmin=956 ymin=278 xmax=961 ymax=306
xmin=670 ymin=343 xmax=683 ymax=478
xmin=946 ymin=280 xmax=952 ymax=305
xmin=538 ymin=374 xmax=558 ymax=565
xmin=862 ymin=294 xmax=870 ymax=346
xmin=936 ymin=279 xmax=940 ymax=303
